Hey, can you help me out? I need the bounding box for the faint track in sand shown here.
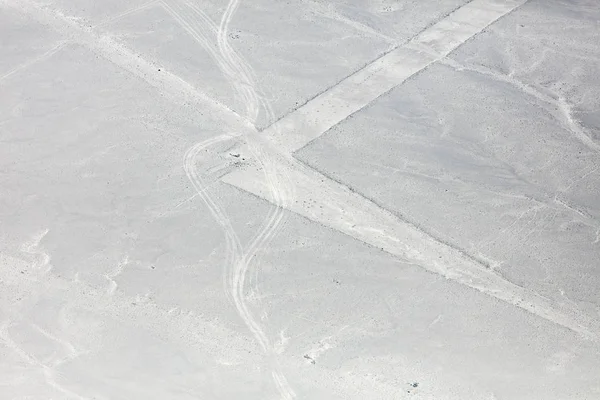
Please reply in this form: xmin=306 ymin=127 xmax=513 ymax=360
xmin=0 ymin=321 xmax=92 ymax=400
xmin=0 ymin=41 xmax=67 ymax=84
xmin=167 ymin=0 xmax=296 ymax=397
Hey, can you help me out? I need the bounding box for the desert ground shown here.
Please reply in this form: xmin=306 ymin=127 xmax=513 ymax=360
xmin=1 ymin=0 xmax=599 ymax=399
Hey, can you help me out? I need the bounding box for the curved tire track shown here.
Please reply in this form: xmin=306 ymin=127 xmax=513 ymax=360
xmin=168 ymin=1 xmax=296 ymax=397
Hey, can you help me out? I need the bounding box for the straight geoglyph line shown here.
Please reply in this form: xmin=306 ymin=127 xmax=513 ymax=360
xmin=222 ymin=0 xmax=600 ymax=339
xmin=262 ymin=0 xmax=529 ymax=154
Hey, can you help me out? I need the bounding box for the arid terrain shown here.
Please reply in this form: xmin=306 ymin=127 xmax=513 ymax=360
xmin=1 ymin=0 xmax=599 ymax=399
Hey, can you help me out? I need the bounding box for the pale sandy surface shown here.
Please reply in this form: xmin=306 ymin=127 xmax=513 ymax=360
xmin=1 ymin=1 xmax=600 ymax=399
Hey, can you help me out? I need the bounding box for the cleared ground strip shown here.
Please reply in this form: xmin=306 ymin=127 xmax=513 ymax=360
xmin=222 ymin=0 xmax=600 ymax=340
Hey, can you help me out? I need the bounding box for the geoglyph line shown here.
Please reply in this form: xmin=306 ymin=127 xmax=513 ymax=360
xmin=222 ymin=0 xmax=600 ymax=339
xmin=223 ymin=142 xmax=600 ymax=341
xmin=5 ymin=0 xmax=247 ymax=127
xmin=261 ymin=0 xmax=529 ymax=154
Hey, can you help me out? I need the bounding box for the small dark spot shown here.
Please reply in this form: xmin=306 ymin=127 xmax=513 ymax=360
xmin=20 ymin=271 xmax=25 ymax=274
xmin=520 ymin=24 xmax=525 ymax=27
xmin=158 ymin=68 xmax=161 ymax=71
xmin=230 ymin=153 xmax=240 ymax=158
xmin=411 ymin=382 xmax=419 ymax=388
xmin=150 ymin=266 xmax=155 ymax=270
xmin=303 ymin=354 xmax=316 ymax=364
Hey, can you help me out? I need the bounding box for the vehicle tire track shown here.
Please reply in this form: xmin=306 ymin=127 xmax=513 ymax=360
xmin=167 ymin=1 xmax=296 ymax=397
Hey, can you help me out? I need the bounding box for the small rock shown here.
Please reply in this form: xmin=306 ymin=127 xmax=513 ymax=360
xmin=303 ymin=354 xmax=316 ymax=364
